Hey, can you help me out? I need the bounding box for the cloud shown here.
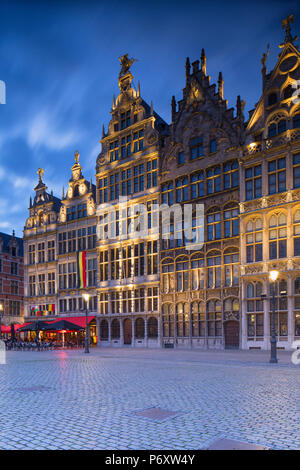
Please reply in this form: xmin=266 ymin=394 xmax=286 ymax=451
xmin=27 ymin=111 xmax=79 ymax=151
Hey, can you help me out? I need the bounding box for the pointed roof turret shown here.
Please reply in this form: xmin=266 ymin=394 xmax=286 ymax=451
xmin=201 ymin=48 xmax=206 ymax=75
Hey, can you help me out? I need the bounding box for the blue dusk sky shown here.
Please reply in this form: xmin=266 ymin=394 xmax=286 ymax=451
xmin=0 ymin=0 xmax=299 ymax=237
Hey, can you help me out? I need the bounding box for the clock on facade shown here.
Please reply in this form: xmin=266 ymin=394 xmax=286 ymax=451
xmin=79 ymin=183 xmax=86 ymax=195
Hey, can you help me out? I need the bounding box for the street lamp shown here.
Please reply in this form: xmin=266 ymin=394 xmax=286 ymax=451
xmin=0 ymin=304 xmax=3 ymax=338
xmin=269 ymin=270 xmax=279 ymax=364
xmin=82 ymin=292 xmax=90 ymax=354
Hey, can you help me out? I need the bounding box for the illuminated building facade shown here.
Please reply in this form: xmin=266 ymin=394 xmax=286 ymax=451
xmin=23 ymin=159 xmax=98 ymax=336
xmin=23 ymin=17 xmax=300 ymax=351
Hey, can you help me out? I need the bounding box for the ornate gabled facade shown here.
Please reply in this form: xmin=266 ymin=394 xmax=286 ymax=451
xmin=160 ymin=51 xmax=243 ymax=349
xmin=23 ymin=156 xmax=98 ymax=337
xmin=95 ymin=56 xmax=168 ymax=347
xmin=22 ymin=15 xmax=300 ymax=351
xmin=240 ymin=16 xmax=300 ymax=350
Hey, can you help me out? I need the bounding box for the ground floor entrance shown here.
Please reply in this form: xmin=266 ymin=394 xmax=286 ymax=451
xmin=224 ymin=321 xmax=239 ymax=349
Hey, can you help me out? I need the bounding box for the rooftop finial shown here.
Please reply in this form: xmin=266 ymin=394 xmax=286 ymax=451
xmin=102 ymin=124 xmax=105 ymax=138
xmin=74 ymin=150 xmax=80 ymax=164
xmin=280 ymin=14 xmax=298 ymax=47
xmin=218 ymin=72 xmax=224 ymax=100
xmin=137 ymin=80 xmax=140 ymax=97
xmin=185 ymin=57 xmax=190 ymax=82
xmin=37 ymin=168 xmax=44 ymax=182
xmin=201 ymin=48 xmax=206 ymax=75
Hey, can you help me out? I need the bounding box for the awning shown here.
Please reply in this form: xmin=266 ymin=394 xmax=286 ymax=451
xmin=1 ymin=323 xmax=31 ymax=334
xmin=57 ymin=316 xmax=96 ymax=328
xmin=0 ymin=325 xmax=11 ymax=334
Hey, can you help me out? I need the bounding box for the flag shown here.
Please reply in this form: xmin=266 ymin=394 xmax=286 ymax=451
xmin=77 ymin=251 xmax=86 ymax=289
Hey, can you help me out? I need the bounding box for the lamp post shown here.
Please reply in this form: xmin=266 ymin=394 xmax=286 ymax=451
xmin=269 ymin=270 xmax=279 ymax=364
xmin=0 ymin=304 xmax=3 ymax=338
xmin=82 ymin=292 xmax=90 ymax=354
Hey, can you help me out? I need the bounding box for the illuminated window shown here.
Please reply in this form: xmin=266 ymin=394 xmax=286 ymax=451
xmin=176 ymin=302 xmax=189 ymax=337
xmin=191 ymin=253 xmax=204 ymax=290
xmin=247 ymin=282 xmax=263 ymax=338
xmin=121 ymin=168 xmax=132 ymax=196
xmin=224 ymin=249 xmax=239 ymax=286
xmin=224 ymin=161 xmax=238 ymax=189
xmin=269 ymin=279 xmax=288 ymax=337
xmin=189 ymin=136 xmax=203 ymax=160
xmin=207 ymin=300 xmax=222 ymax=337
xmin=109 ymin=173 xmax=119 ymax=201
xmin=268 ymin=157 xmax=286 ymax=194
xmin=269 ymin=213 xmax=287 ymax=259
xmin=293 ymin=210 xmax=300 ymax=256
xmin=109 ymin=140 xmax=119 ymax=162
xmin=192 ymin=301 xmax=205 ymax=337
xmin=176 ymin=177 xmax=189 ymax=202
xmin=224 ymin=204 xmax=239 ymax=237
xmin=146 ymin=159 xmax=157 ymax=188
xmin=191 ymin=171 xmax=204 ymax=198
xmin=207 ymin=166 xmax=221 ymax=194
xmin=207 ymin=207 xmax=221 ymax=241
xmin=133 ymin=130 xmax=144 ymax=152
xmin=98 ymin=176 xmax=108 ymax=204
xmin=162 ymin=258 xmax=174 ymax=293
xmin=293 ymin=154 xmax=300 ymax=188
xmin=245 ymin=164 xmax=262 ymax=200
xmin=246 ymin=219 xmax=263 ymax=262
xmin=176 ymin=256 xmax=189 ymax=291
xmin=207 ymin=251 xmax=221 ymax=288
xmin=134 ymin=164 xmax=144 ymax=192
xmin=162 ymin=303 xmax=174 ymax=337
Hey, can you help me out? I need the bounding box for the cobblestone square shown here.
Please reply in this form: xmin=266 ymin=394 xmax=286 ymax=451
xmin=0 ymin=348 xmax=299 ymax=450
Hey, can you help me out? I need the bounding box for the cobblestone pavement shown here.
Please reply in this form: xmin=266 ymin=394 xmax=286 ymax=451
xmin=0 ymin=348 xmax=299 ymax=450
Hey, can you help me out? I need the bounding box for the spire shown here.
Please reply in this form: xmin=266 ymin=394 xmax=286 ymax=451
xmin=29 ymin=196 xmax=32 ymax=208
xmin=236 ymin=95 xmax=245 ymax=121
xmin=280 ymin=14 xmax=298 ymax=47
xmin=201 ymin=48 xmax=206 ymax=75
xmin=12 ymin=229 xmax=15 ymax=238
xmin=112 ymin=94 xmax=116 ymax=109
xmin=62 ymin=186 xmax=65 ymax=199
xmin=102 ymin=124 xmax=105 ymax=138
xmin=90 ymin=177 xmax=93 ymax=191
xmin=185 ymin=57 xmax=190 ymax=83
xmin=150 ymin=101 xmax=153 ymax=116
xmin=137 ymin=80 xmax=140 ymax=97
xmin=171 ymin=95 xmax=176 ymax=122
xmin=218 ymin=72 xmax=224 ymax=100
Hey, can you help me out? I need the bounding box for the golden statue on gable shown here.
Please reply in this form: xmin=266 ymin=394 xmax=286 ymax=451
xmin=119 ymin=54 xmax=138 ymax=78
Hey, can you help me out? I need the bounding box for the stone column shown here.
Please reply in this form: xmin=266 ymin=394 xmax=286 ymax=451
xmin=157 ymin=314 xmax=162 ymax=348
xmin=264 ymin=285 xmax=270 ymax=350
xmin=131 ymin=317 xmax=135 ymax=348
xmin=144 ymin=317 xmax=148 ymax=348
xmin=96 ymin=317 xmax=101 ymax=346
xmin=241 ymin=281 xmax=247 ymax=349
xmin=120 ymin=318 xmax=124 ymax=346
xmin=287 ymin=276 xmax=294 ymax=347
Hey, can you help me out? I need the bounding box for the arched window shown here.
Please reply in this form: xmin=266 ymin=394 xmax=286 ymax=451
xmin=189 ymin=136 xmax=203 ymax=160
xmin=176 ymin=256 xmax=189 ymax=291
xmin=268 ymin=93 xmax=277 ymax=106
xmin=293 ymin=210 xmax=300 ymax=256
xmin=207 ymin=251 xmax=221 ymax=288
xmin=161 ymin=258 xmax=174 ymax=293
xmin=269 ymin=279 xmax=288 ymax=337
xmin=207 ymin=300 xmax=222 ymax=337
xmin=192 ymin=301 xmax=205 ymax=337
xmin=246 ymin=282 xmax=263 ymax=338
xmin=111 ymin=319 xmax=120 ymax=339
xmin=162 ymin=182 xmax=174 ymax=205
xmin=135 ymin=318 xmax=145 ymax=338
xmin=224 ymin=248 xmax=239 ymax=287
xmin=269 ymin=213 xmax=287 ymax=259
xmin=207 ymin=166 xmax=221 ymax=194
xmin=176 ymin=302 xmax=189 ymax=337
xmin=293 ymin=114 xmax=300 ymax=129
xmin=268 ymin=123 xmax=277 ymax=138
xmin=246 ymin=218 xmax=263 ymax=263
xmin=224 ymin=203 xmax=239 ymax=237
xmin=100 ymin=320 xmax=109 ymax=340
xmin=207 ymin=207 xmax=221 ymax=241
xmin=191 ymin=253 xmax=204 ymax=290
xmin=162 ymin=303 xmax=174 ymax=337
xmin=147 ymin=317 xmax=158 ymax=338
xmin=268 ymin=120 xmax=287 ymax=137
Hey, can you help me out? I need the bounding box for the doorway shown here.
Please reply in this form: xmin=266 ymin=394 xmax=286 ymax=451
xmin=224 ymin=321 xmax=239 ymax=349
xmin=123 ymin=319 xmax=132 ymax=345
